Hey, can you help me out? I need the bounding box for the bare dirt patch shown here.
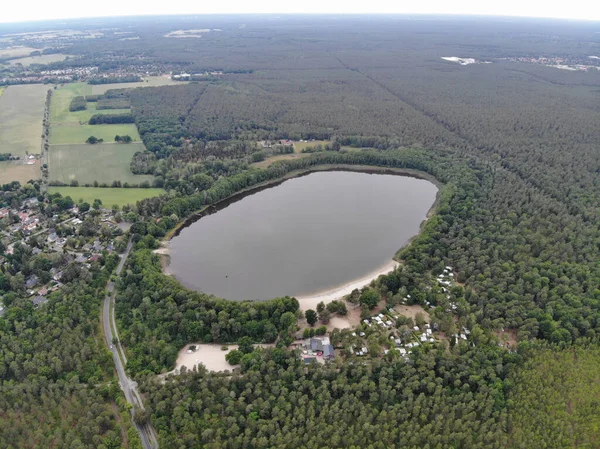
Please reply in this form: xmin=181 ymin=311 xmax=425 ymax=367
xmin=167 ymin=343 xmax=274 ymax=374
xmin=394 ymin=304 xmax=430 ymax=321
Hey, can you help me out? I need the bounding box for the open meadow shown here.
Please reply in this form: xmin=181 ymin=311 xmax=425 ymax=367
xmin=89 ymin=75 xmax=183 ymax=94
xmin=0 ymin=84 xmax=47 ymax=157
xmin=49 ymin=123 xmax=140 ymax=145
xmin=48 ymin=186 xmax=164 ymax=207
xmin=49 ymin=142 xmax=153 ymax=185
xmin=0 ymin=46 xmax=40 ymax=59
xmin=0 ymin=160 xmax=40 ymax=185
xmin=8 ymin=54 xmax=70 ymax=66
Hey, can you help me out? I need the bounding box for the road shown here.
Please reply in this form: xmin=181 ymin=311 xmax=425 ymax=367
xmin=102 ymin=238 xmax=159 ymax=449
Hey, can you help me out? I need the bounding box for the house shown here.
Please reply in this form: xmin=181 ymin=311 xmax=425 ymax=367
xmin=323 ymin=344 xmax=335 ymax=360
xmin=38 ymin=286 xmax=48 ymax=296
xmin=75 ymin=254 xmax=87 ymax=263
xmin=47 ymin=233 xmax=58 ymax=243
xmin=53 ymin=271 xmax=63 ymax=281
xmin=32 ymin=295 xmax=47 ymax=307
xmin=32 ymin=247 xmax=42 ymax=255
xmin=0 ymin=208 xmax=9 ymax=219
xmin=310 ymin=338 xmax=323 ymax=352
xmin=93 ymin=240 xmax=103 ymax=252
xmin=25 ymin=275 xmax=38 ymax=289
xmin=89 ymin=254 xmax=101 ymax=262
xmin=82 ymin=243 xmax=92 ymax=252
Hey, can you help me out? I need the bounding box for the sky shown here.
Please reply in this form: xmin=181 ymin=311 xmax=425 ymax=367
xmin=1 ymin=0 xmax=599 ymax=23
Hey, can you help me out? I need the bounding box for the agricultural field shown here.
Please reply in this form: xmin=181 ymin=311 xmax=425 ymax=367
xmin=48 ymin=186 xmax=164 ymax=207
xmin=49 ymin=124 xmax=140 ymax=145
xmin=0 ymin=84 xmax=48 ymax=157
xmin=8 ymin=53 xmax=70 ymax=66
xmin=0 ymin=160 xmax=40 ymax=185
xmin=49 ymin=142 xmax=153 ymax=184
xmin=90 ymin=76 xmax=183 ymax=94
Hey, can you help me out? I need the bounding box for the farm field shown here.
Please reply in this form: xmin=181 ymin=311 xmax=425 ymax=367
xmin=0 ymin=160 xmax=40 ymax=185
xmin=49 ymin=142 xmax=153 ymax=185
xmin=293 ymin=140 xmax=330 ymax=153
xmin=8 ymin=54 xmax=70 ymax=66
xmin=48 ymin=186 xmax=164 ymax=207
xmin=0 ymin=84 xmax=48 ymax=157
xmin=49 ymin=123 xmax=140 ymax=145
xmin=90 ymin=76 xmax=184 ymax=94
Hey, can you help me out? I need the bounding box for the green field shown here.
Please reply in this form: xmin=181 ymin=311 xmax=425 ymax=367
xmin=0 ymin=84 xmax=48 ymax=157
xmin=49 ymin=124 xmax=140 ymax=145
xmin=90 ymin=76 xmax=183 ymax=94
xmin=50 ymin=83 xmax=92 ymax=123
xmin=49 ymin=142 xmax=153 ymax=184
xmin=8 ymin=54 xmax=70 ymax=66
xmin=48 ymin=186 xmax=164 ymax=207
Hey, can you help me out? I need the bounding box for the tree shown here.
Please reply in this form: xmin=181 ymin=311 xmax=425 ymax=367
xmin=319 ymin=309 xmax=331 ymax=324
xmin=360 ymin=288 xmax=380 ymax=309
xmin=305 ymin=309 xmax=318 ymax=326
xmin=225 ymin=349 xmax=243 ymax=365
xmin=85 ymin=136 xmax=103 ymax=144
xmin=415 ymin=312 xmax=427 ymax=329
xmin=93 ymin=199 xmax=102 ymax=210
xmin=238 ymin=336 xmax=254 ymax=354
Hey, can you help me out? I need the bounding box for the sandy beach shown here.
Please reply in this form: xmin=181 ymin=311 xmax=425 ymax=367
xmin=295 ymin=260 xmax=399 ymax=311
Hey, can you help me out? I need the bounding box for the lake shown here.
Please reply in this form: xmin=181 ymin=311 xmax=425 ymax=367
xmin=168 ymin=170 xmax=438 ymax=301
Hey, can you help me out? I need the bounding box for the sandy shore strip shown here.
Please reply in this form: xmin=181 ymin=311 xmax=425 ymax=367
xmin=295 ymin=260 xmax=399 ymax=311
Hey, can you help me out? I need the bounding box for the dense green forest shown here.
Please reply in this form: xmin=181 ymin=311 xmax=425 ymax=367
xmin=2 ymin=14 xmax=600 ymax=448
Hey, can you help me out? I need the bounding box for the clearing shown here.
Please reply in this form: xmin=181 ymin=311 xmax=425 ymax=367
xmin=293 ymin=140 xmax=330 ymax=153
xmin=48 ymin=186 xmax=164 ymax=207
xmin=0 ymin=160 xmax=40 ymax=185
xmin=48 ymin=142 xmax=153 ymax=185
xmin=0 ymin=84 xmax=48 ymax=157
xmin=90 ymin=76 xmax=183 ymax=95
xmin=49 ymin=124 xmax=140 ymax=145
xmin=8 ymin=54 xmax=70 ymax=66
xmin=252 ymin=153 xmax=310 ymax=168
xmin=168 ymin=343 xmax=274 ymax=374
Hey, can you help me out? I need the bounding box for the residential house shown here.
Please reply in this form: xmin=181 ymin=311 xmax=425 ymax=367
xmin=323 ymin=344 xmax=335 ymax=360
xmin=25 ymin=275 xmax=38 ymax=289
xmin=32 ymin=296 xmax=48 ymax=307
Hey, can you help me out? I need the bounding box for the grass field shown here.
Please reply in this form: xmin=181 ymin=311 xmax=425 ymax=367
xmin=0 ymin=84 xmax=48 ymax=157
xmin=0 ymin=46 xmax=39 ymax=59
xmin=90 ymin=76 xmax=183 ymax=94
xmin=293 ymin=140 xmax=330 ymax=153
xmin=49 ymin=142 xmax=153 ymax=184
xmin=49 ymin=124 xmax=140 ymax=145
xmin=8 ymin=54 xmax=70 ymax=66
xmin=0 ymin=160 xmax=40 ymax=185
xmin=0 ymin=87 xmax=5 ymax=98
xmin=48 ymin=186 xmax=164 ymax=207
xmin=50 ymin=83 xmax=92 ymax=123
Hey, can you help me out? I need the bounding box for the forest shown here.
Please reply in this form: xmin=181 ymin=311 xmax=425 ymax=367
xmin=2 ymin=14 xmax=600 ymax=448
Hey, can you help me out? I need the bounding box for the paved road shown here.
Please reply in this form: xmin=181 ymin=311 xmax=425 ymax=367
xmin=102 ymin=238 xmax=159 ymax=449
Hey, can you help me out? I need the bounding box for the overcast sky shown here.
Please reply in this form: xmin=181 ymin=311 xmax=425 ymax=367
xmin=1 ymin=0 xmax=599 ymax=24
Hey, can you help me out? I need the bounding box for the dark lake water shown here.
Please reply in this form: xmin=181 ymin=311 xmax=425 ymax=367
xmin=168 ymin=170 xmax=438 ymax=301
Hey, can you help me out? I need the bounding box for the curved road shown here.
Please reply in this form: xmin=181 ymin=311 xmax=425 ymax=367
xmin=102 ymin=239 xmax=159 ymax=449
